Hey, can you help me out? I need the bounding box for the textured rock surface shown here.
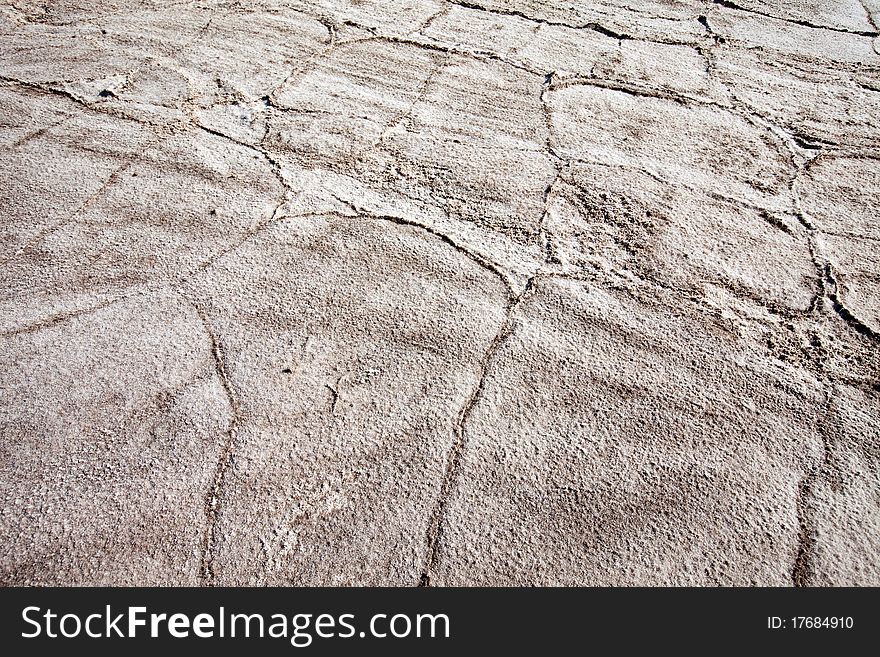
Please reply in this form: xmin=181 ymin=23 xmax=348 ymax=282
xmin=0 ymin=0 xmax=877 ymax=586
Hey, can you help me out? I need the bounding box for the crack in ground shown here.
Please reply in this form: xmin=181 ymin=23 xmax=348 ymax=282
xmin=266 ymin=15 xmax=339 ymax=106
xmin=820 ymin=229 xmax=880 ymax=243
xmin=0 ymin=76 xmax=174 ymax=128
xmin=792 ymin=469 xmax=817 ymax=586
xmin=379 ymin=53 xmax=449 ymax=144
xmin=416 ymin=4 xmax=451 ymax=36
xmin=8 ymin=114 xmax=72 ymax=149
xmin=447 ymin=0 xmax=631 ymax=40
xmin=186 ymin=118 xmax=291 ymax=275
xmin=175 ymin=290 xmax=242 ymax=586
xmin=333 ymin=204 xmax=516 ymax=295
xmin=823 ymin=264 xmax=880 ymax=341
xmin=0 ymin=157 xmax=138 ymax=268
xmin=792 ymin=386 xmax=837 ymax=586
xmin=443 ymin=0 xmax=713 ymax=48
xmin=538 ymin=71 xmax=571 ymax=265
xmin=537 ymin=171 xmax=563 ymax=265
xmin=791 ymin=175 xmax=880 ymax=341
xmin=419 ymin=275 xmax=538 ymax=586
xmin=864 ymin=0 xmax=880 ymax=32
xmin=349 ymin=31 xmax=544 ymax=77
xmin=710 ymin=0 xmax=879 ymax=37
xmin=0 ymin=295 xmax=130 ymax=340
xmin=547 ymin=74 xmax=729 ymax=108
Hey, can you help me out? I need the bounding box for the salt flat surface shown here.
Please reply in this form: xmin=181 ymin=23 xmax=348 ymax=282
xmin=0 ymin=0 xmax=878 ymax=585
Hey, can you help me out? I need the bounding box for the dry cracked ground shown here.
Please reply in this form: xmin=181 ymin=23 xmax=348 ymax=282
xmin=0 ymin=0 xmax=879 ymax=587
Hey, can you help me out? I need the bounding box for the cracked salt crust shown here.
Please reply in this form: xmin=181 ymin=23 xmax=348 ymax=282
xmin=0 ymin=0 xmax=878 ymax=586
